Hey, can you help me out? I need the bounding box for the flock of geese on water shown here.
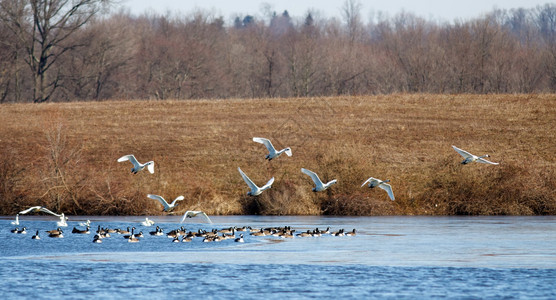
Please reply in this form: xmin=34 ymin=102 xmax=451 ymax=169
xmin=10 ymin=221 xmax=357 ymax=244
xmin=8 ymin=138 xmax=498 ymax=244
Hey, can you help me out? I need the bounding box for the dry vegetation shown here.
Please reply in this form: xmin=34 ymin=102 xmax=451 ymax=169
xmin=1 ymin=94 xmax=555 ymax=216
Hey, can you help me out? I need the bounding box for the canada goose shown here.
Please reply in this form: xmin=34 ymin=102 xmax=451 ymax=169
xmin=117 ymin=154 xmax=155 ymax=174
xmin=10 ymin=228 xmax=19 ymax=233
xmin=32 ymin=230 xmax=40 ymax=240
xmin=301 ymin=168 xmax=337 ymax=192
xmin=147 ymin=194 xmax=185 ymax=212
xmin=48 ymin=230 xmax=64 ymax=238
xmin=250 ymin=229 xmax=266 ymax=236
xmin=119 ymin=227 xmax=133 ymax=235
xmin=17 ymin=227 xmax=27 ymax=234
xmin=234 ymin=234 xmax=245 ymax=243
xmin=238 ymin=167 xmax=275 ymax=196
xmin=72 ymin=226 xmax=90 ymax=234
xmin=252 ymin=137 xmax=292 ymax=160
xmin=362 ymin=177 xmax=395 ymax=201
xmin=46 ymin=228 xmax=62 ymax=235
xmin=345 ymin=229 xmax=357 ymax=236
xmin=181 ymin=236 xmax=192 ymax=242
xmin=18 ymin=206 xmax=68 ymax=227
xmin=332 ymin=229 xmax=345 ymax=237
xmin=297 ymin=230 xmax=313 ymax=237
xmin=172 ymin=236 xmax=180 ymax=243
xmin=149 ymin=226 xmax=163 ymax=236
xmin=180 ymin=211 xmax=212 ymax=224
xmin=452 ymin=145 xmax=499 ymax=165
xmin=92 ymin=235 xmax=103 ymax=243
xmin=127 ymin=228 xmax=139 ymax=243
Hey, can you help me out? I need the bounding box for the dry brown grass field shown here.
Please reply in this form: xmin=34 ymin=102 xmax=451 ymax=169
xmin=1 ymin=94 xmax=555 ymax=216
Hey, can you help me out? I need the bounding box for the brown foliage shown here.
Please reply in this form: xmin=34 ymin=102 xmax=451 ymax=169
xmin=0 ymin=94 xmax=555 ymax=216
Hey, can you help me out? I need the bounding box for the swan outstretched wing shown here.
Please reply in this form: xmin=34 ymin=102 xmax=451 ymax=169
xmin=39 ymin=207 xmax=63 ymax=218
xmin=147 ymin=194 xmax=170 ymax=210
xmin=301 ymin=168 xmax=324 ymax=188
xmin=170 ymin=196 xmax=185 ymax=206
xmin=452 ymin=146 xmax=473 ymax=159
xmin=379 ymin=183 xmax=395 ymax=201
xmin=477 ymin=157 xmax=499 ymax=165
xmin=19 ymin=206 xmax=43 ymax=215
xmin=146 ymin=162 xmax=155 ymax=174
xmin=180 ymin=211 xmax=212 ymax=224
xmin=253 ymin=137 xmax=276 ymax=155
xmin=238 ymin=167 xmax=259 ymax=191
xmin=261 ymin=177 xmax=275 ymax=190
xmin=284 ymin=148 xmax=292 ymax=156
xmin=361 ymin=177 xmax=378 ymax=187
xmin=118 ymin=154 xmax=139 ymax=167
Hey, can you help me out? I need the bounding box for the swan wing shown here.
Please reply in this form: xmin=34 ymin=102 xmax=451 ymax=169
xmin=325 ymin=179 xmax=338 ymax=188
xmin=146 ymin=162 xmax=155 ymax=174
xmin=19 ymin=206 xmax=43 ymax=215
xmin=198 ymin=212 xmax=212 ymax=224
xmin=170 ymin=196 xmax=185 ymax=206
xmin=301 ymin=168 xmax=324 ymax=188
xmin=260 ymin=177 xmax=275 ymax=190
xmin=38 ymin=207 xmax=63 ymax=218
xmin=361 ymin=177 xmax=378 ymax=187
xmin=477 ymin=157 xmax=499 ymax=165
xmin=253 ymin=137 xmax=276 ymax=155
xmin=379 ymin=183 xmax=395 ymax=201
xmin=238 ymin=167 xmax=260 ymax=191
xmin=283 ymin=148 xmax=292 ymax=157
xmin=147 ymin=194 xmax=170 ymax=210
xmin=180 ymin=211 xmax=212 ymax=224
xmin=118 ymin=154 xmax=140 ymax=167
xmin=452 ymin=146 xmax=473 ymax=159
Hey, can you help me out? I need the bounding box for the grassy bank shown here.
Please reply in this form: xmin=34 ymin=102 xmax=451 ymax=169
xmin=1 ymin=94 xmax=555 ymax=216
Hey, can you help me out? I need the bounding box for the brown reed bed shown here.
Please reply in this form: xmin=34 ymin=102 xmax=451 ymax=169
xmin=0 ymin=94 xmax=555 ymax=216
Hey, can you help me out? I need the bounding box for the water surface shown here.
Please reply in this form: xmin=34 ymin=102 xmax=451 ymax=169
xmin=1 ymin=215 xmax=555 ymax=299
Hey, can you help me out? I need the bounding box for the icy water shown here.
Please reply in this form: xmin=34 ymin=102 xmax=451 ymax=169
xmin=1 ymin=215 xmax=555 ymax=299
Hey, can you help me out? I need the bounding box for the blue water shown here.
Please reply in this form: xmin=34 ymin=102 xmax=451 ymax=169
xmin=1 ymin=216 xmax=555 ymax=299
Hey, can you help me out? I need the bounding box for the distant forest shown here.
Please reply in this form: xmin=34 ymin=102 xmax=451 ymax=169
xmin=1 ymin=0 xmax=556 ymax=103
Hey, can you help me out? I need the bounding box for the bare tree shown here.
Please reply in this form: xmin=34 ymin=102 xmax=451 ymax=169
xmin=0 ymin=0 xmax=111 ymax=103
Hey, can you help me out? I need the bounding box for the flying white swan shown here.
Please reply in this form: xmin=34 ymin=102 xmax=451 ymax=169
xmin=117 ymin=154 xmax=155 ymax=174
xmin=301 ymin=168 xmax=337 ymax=192
xmin=452 ymin=146 xmax=499 ymax=165
xmin=11 ymin=214 xmax=19 ymax=225
xmin=141 ymin=217 xmax=155 ymax=226
xmin=180 ymin=211 xmax=212 ymax=224
xmin=19 ymin=206 xmax=68 ymax=227
xmin=252 ymin=137 xmax=292 ymax=160
xmin=361 ymin=177 xmax=395 ymax=201
xmin=238 ymin=167 xmax=275 ymax=196
xmin=147 ymin=194 xmax=185 ymax=212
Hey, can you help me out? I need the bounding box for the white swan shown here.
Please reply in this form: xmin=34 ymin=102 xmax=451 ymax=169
xmin=11 ymin=214 xmax=19 ymax=225
xmin=301 ymin=168 xmax=337 ymax=192
xmin=19 ymin=206 xmax=68 ymax=227
xmin=452 ymin=146 xmax=499 ymax=165
xmin=180 ymin=211 xmax=212 ymax=224
xmin=238 ymin=167 xmax=275 ymax=196
xmin=252 ymin=137 xmax=292 ymax=160
xmin=141 ymin=217 xmax=155 ymax=226
xmin=147 ymin=194 xmax=185 ymax=212
xmin=117 ymin=154 xmax=155 ymax=174
xmin=79 ymin=220 xmax=91 ymax=227
xmin=361 ymin=177 xmax=395 ymax=201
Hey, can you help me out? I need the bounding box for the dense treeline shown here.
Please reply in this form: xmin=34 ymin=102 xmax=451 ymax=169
xmin=1 ymin=1 xmax=556 ymax=103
